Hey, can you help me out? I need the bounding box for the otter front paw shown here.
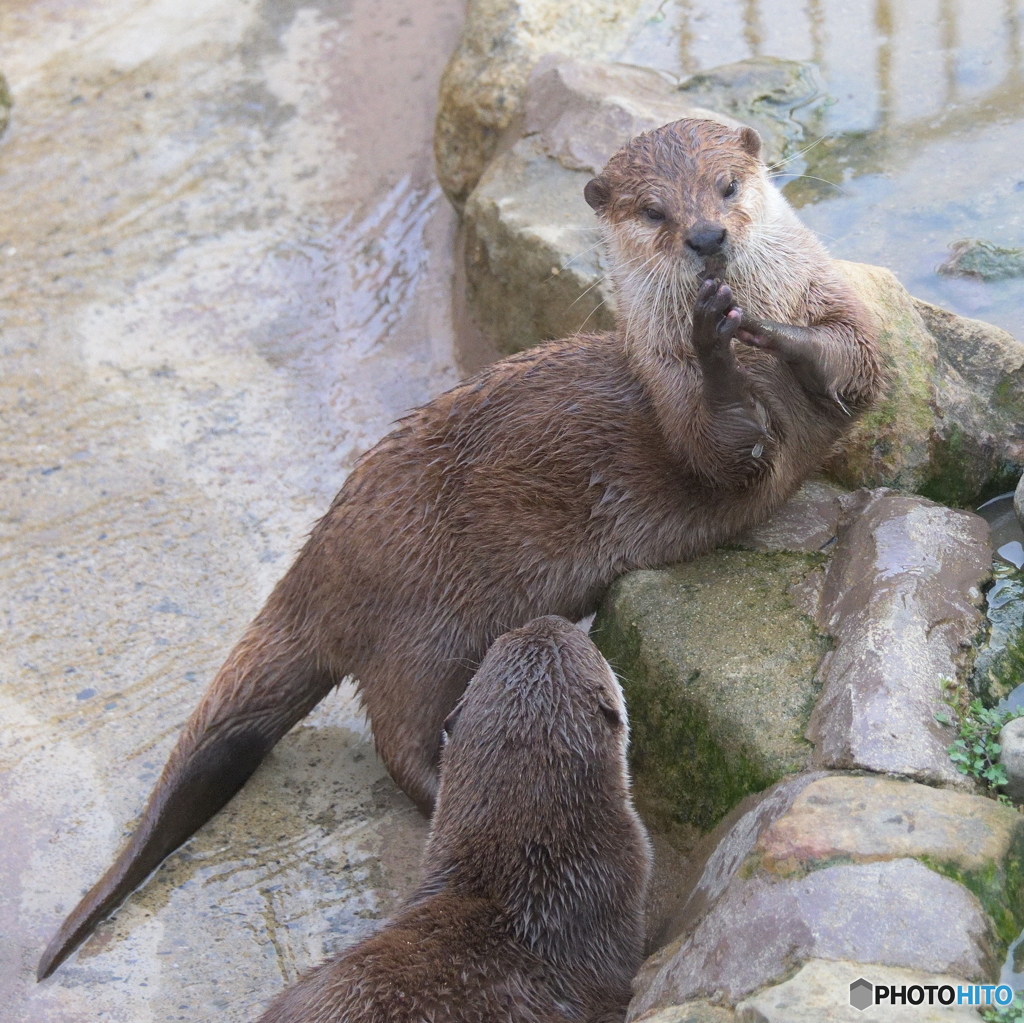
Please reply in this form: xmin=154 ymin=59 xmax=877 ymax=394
xmin=692 ymin=280 xmax=742 ymax=361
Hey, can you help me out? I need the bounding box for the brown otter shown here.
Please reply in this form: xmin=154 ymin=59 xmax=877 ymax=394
xmin=255 ymin=615 xmax=652 ymax=1023
xmin=38 ymin=117 xmax=882 ymax=980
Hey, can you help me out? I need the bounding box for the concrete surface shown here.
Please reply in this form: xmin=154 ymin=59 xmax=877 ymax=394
xmin=0 ymin=0 xmax=466 ymax=1020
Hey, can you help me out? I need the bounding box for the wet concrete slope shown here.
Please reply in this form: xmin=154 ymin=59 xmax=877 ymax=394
xmin=0 ymin=0 xmax=464 ymax=1019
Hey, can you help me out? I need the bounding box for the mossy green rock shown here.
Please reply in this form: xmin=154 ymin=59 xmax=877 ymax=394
xmin=822 ymin=263 xmax=1024 ymax=504
xmin=594 ymin=549 xmax=829 ymax=832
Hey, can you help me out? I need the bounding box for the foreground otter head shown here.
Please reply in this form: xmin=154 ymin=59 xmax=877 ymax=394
xmin=428 ymin=615 xmax=633 ymax=858
xmin=585 ymin=117 xmax=767 ymax=280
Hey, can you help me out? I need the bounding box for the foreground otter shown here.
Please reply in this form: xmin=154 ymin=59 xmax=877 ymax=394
xmin=256 ymin=616 xmax=652 ymax=1023
xmin=39 ymin=118 xmax=882 ymax=979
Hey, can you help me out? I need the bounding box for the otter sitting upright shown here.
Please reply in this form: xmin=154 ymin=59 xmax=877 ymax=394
xmin=256 ymin=616 xmax=653 ymax=1023
xmin=39 ymin=118 xmax=882 ymax=979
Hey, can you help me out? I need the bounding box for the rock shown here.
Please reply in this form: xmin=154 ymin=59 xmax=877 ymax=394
xmin=1016 ymin=473 xmax=1024 ymax=530
xmin=999 ymin=717 xmax=1024 ymax=803
xmin=737 ymin=479 xmax=847 ymax=554
xmin=629 ymin=859 xmax=998 ymax=1015
xmin=672 ymin=57 xmax=826 ymax=170
xmin=435 ymin=0 xmax=647 ymax=208
xmin=463 ymin=132 xmax=618 ymax=353
xmin=913 ymin=298 xmax=1024 ymax=506
xmin=938 ymin=239 xmax=1024 ymax=282
xmin=823 ymin=266 xmax=1024 ymax=502
xmin=753 ymin=774 xmax=1024 ymax=948
xmin=525 ymin=55 xmax=736 ymax=177
xmin=635 ymin=1004 xmax=737 ymax=1023
xmin=631 ymin=773 xmax=1016 ymax=1018
xmin=655 ymin=774 xmax=828 ymax=945
xmin=593 ymin=549 xmax=830 ymax=832
xmin=734 ymin=959 xmax=981 ymax=1022
xmin=807 ymin=490 xmax=990 ymax=785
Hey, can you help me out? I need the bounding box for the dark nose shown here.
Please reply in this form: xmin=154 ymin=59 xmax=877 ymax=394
xmin=686 ymin=224 xmax=727 ymax=257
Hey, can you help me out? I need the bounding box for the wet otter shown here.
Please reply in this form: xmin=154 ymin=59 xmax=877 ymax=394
xmin=38 ymin=118 xmax=882 ymax=979
xmin=256 ymin=615 xmax=652 ymax=1023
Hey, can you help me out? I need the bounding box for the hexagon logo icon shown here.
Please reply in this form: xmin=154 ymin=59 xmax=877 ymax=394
xmin=850 ymin=978 xmax=873 ymax=1011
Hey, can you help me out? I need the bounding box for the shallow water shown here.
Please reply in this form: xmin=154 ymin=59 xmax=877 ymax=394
xmin=618 ymin=0 xmax=1024 ymax=338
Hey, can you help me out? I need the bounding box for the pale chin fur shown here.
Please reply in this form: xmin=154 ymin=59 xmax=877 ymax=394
xmin=604 ymin=167 xmax=821 ymax=356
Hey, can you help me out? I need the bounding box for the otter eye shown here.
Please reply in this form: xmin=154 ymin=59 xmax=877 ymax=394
xmin=641 ymin=207 xmax=665 ymax=224
xmin=723 ymin=179 xmax=739 ymax=199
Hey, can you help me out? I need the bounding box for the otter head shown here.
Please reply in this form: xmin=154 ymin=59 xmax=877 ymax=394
xmin=584 ymin=118 xmax=768 ymax=290
xmin=426 ymin=616 xmax=636 ymax=868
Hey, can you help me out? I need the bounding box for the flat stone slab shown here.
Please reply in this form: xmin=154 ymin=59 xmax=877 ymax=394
xmin=630 ymin=859 xmax=997 ymax=1015
xmin=755 ymin=774 xmax=1024 ymax=877
xmin=735 ymin=959 xmax=982 ymax=1022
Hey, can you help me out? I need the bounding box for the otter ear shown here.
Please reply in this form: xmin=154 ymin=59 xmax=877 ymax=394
xmin=584 ymin=176 xmax=611 ymax=212
xmin=738 ymin=126 xmax=762 ymax=159
xmin=441 ymin=704 xmax=462 ymax=745
xmin=598 ymin=697 xmax=622 ymax=728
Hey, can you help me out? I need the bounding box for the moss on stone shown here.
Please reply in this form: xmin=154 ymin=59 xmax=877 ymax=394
xmin=594 ymin=549 xmax=829 ymax=833
xmin=918 ymin=424 xmax=1022 ymax=509
xmin=921 ymin=837 xmax=1024 ymax=956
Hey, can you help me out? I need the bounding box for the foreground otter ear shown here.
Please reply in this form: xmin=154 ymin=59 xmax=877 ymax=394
xmin=584 ymin=176 xmax=611 ymax=212
xmin=441 ymin=704 xmax=462 ymax=745
xmin=598 ymin=697 xmax=622 ymax=728
xmin=739 ymin=126 xmax=762 ymax=159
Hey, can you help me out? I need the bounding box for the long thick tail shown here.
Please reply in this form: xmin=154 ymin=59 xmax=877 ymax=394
xmin=37 ymin=619 xmax=334 ymax=980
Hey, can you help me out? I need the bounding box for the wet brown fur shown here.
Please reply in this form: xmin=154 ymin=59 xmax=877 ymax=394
xmin=39 ymin=118 xmax=883 ymax=980
xmin=256 ymin=616 xmax=652 ymax=1023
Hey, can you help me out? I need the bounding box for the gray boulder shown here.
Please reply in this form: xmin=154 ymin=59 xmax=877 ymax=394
xmin=632 ymin=859 xmax=996 ymax=1013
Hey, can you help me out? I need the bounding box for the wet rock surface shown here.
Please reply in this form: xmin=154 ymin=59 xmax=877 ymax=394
xmin=633 ymin=858 xmax=997 ymax=1012
xmin=807 ymin=490 xmax=990 ymax=784
xmin=596 ymin=485 xmax=991 ymax=834
xmin=1 ymin=0 xmax=464 ymax=1019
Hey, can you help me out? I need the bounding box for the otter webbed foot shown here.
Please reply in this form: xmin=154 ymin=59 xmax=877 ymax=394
xmin=737 ymin=313 xmax=831 ymax=396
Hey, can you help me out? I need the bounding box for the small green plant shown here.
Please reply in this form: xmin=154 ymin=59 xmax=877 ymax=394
xmin=939 ymin=698 xmax=1024 ymax=795
xmin=982 ymin=994 xmax=1024 ymax=1022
